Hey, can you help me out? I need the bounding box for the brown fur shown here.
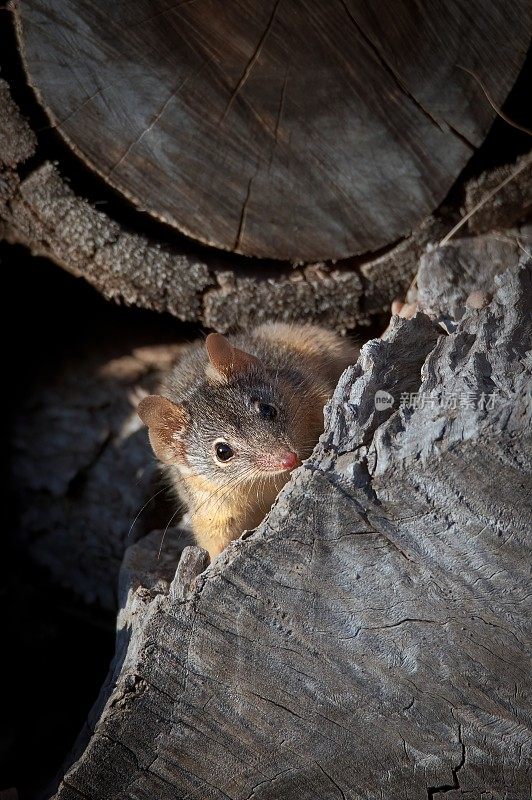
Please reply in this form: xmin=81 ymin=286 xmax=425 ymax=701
xmin=138 ymin=323 xmax=358 ymax=559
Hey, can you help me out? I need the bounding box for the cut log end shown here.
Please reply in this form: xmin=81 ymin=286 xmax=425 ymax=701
xmin=14 ymin=0 xmax=530 ymax=260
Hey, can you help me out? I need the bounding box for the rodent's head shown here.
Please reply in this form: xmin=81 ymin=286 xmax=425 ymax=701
xmin=138 ymin=334 xmax=321 ymax=489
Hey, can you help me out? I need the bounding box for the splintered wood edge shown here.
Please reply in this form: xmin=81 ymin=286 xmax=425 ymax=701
xmin=49 ymin=260 xmax=531 ymax=798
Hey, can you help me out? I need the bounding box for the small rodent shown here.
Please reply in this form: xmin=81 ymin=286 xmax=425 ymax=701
xmin=138 ymin=323 xmax=358 ymax=559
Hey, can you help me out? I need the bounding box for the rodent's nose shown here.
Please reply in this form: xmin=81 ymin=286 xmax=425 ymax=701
xmin=280 ymin=451 xmax=299 ymax=470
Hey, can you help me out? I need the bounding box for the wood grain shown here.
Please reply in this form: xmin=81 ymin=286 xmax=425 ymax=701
xmin=3 ymin=77 xmax=530 ymax=334
xmin=0 ymin=74 xmax=435 ymax=333
xmin=15 ymin=0 xmax=529 ymax=261
xmin=50 ymin=256 xmax=532 ymax=798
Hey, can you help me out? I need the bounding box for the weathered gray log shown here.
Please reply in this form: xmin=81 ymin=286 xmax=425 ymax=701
xmin=3 ymin=56 xmax=532 ymax=333
xmin=49 ymin=257 xmax=531 ymax=799
xmin=0 ymin=75 xmax=443 ymax=333
xmin=14 ymin=0 xmax=529 ymax=261
xmin=416 ymin=223 xmax=532 ymax=325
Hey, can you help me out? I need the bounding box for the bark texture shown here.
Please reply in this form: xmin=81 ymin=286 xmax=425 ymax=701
xmin=0 ymin=74 xmax=444 ymax=333
xmin=464 ymin=154 xmax=532 ymax=235
xmin=50 ymin=256 xmax=531 ymax=799
xmin=2 ymin=65 xmax=531 ymax=333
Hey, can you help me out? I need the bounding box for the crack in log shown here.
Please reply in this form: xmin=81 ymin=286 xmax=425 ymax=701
xmin=107 ymin=62 xmax=208 ymax=178
xmin=246 ymin=688 xmax=304 ymax=721
xmin=106 ymin=726 xmax=238 ymax=800
xmin=174 ymin=10 xmax=280 ymax=143
xmin=468 ymin=632 xmax=529 ymax=677
xmin=314 ymin=761 xmax=347 ymax=800
xmin=267 ymin=60 xmax=290 ymax=171
xmin=427 ymin=724 xmax=466 ymax=797
xmin=243 ymin=768 xmax=296 ymax=800
xmin=181 ymin=594 xmax=200 ymax=696
xmin=197 ymin=610 xmax=259 ymax=645
xmin=340 ymin=0 xmax=474 ymax=151
xmin=319 ymin=466 xmax=419 ymax=566
xmin=445 ymin=122 xmax=476 ymax=152
xmin=362 ymin=617 xmax=441 ymax=631
xmin=46 ymin=84 xmax=112 ymax=133
xmin=234 ymin=175 xmax=254 ymax=251
xmin=274 ymin=64 xmax=289 ymax=144
xmin=220 ymin=0 xmax=282 ymax=123
xmin=0 ymin=55 xmax=445 ymax=331
xmin=60 ymin=779 xmax=92 ymax=800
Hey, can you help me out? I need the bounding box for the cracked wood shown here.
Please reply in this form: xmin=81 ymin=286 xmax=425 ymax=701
xmin=50 ymin=258 xmax=532 ymax=798
xmin=14 ymin=0 xmax=529 ymax=261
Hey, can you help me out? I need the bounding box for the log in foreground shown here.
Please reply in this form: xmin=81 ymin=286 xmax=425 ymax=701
xmin=52 ymin=259 xmax=532 ymax=798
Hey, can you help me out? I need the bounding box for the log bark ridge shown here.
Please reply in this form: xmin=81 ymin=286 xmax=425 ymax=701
xmin=0 ymin=74 xmax=442 ymax=333
xmin=51 ymin=256 xmax=532 ymax=799
xmin=14 ymin=0 xmax=529 ymax=261
xmin=2 ymin=73 xmax=531 ymax=335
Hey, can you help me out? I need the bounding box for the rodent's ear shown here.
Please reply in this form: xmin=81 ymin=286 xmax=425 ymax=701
xmin=137 ymin=395 xmax=189 ymax=464
xmin=205 ymin=333 xmax=261 ymax=379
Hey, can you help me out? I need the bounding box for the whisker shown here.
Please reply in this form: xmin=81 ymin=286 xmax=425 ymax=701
xmin=158 ymin=505 xmax=182 ymax=560
xmin=204 ymin=467 xmax=259 ymax=520
xmin=127 ymin=486 xmax=168 ymax=543
xmin=186 ymin=465 xmax=258 ymax=520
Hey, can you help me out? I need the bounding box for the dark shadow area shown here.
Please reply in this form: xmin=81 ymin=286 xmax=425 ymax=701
xmin=435 ymin=47 xmax=532 ymax=213
xmin=463 ymin=46 xmax=532 ymax=173
xmin=0 ymin=242 xmax=200 ymax=798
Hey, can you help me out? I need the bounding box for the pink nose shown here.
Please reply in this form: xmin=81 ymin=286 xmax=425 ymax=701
xmin=280 ymin=451 xmax=299 ymax=470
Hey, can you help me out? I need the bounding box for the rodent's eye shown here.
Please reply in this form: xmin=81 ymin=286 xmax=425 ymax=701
xmin=214 ymin=441 xmax=234 ymax=463
xmin=250 ymin=397 xmax=277 ymax=421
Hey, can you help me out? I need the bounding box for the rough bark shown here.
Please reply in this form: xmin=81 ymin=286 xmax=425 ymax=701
xmin=14 ymin=0 xmax=529 ymax=261
xmin=2 ymin=58 xmax=531 ymax=333
xmin=49 ymin=255 xmax=531 ymax=799
xmin=464 ymin=154 xmax=532 ymax=235
xmin=3 ymin=76 xmax=532 ymax=337
xmin=0 ymin=75 xmax=448 ymax=332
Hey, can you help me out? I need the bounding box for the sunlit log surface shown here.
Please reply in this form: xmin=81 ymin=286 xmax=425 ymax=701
xmin=51 ymin=259 xmax=532 ymax=799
